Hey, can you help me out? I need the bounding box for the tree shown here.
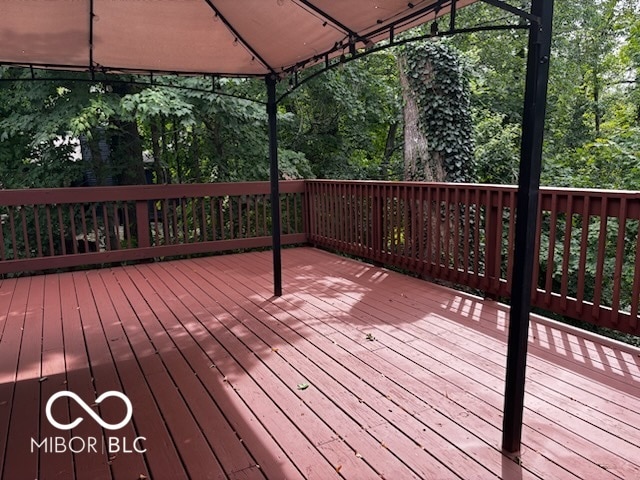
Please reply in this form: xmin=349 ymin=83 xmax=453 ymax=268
xmin=399 ymin=41 xmax=474 ymax=182
xmin=280 ymin=52 xmax=403 ymax=180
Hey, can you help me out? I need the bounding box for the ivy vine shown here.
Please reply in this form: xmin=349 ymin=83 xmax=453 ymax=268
xmin=402 ymin=41 xmax=474 ymax=182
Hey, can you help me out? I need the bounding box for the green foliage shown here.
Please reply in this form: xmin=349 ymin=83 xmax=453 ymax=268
xmin=280 ymin=52 xmax=403 ymax=180
xmin=402 ymin=41 xmax=475 ymax=182
xmin=473 ymin=111 xmax=520 ymax=184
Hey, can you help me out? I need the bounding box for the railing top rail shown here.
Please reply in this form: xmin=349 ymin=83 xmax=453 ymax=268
xmin=0 ymin=180 xmax=306 ymax=206
xmin=306 ymin=179 xmax=517 ymax=190
xmin=305 ymin=179 xmax=640 ymax=197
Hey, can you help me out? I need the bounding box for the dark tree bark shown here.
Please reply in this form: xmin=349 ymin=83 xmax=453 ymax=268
xmin=379 ymin=121 xmax=399 ymax=180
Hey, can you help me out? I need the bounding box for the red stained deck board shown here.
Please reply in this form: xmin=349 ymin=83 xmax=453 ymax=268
xmin=113 ymin=263 xmax=299 ymax=480
xmin=59 ymin=272 xmax=114 ymax=480
xmin=134 ymin=262 xmax=368 ymax=476
xmin=159 ymin=260 xmax=425 ymax=480
xmin=3 ymin=276 xmax=44 ymax=480
xmin=206 ymin=254 xmax=572 ymax=480
xmin=214 ymin=258 xmax=551 ymax=480
xmin=118 ymin=265 xmax=267 ymax=480
xmin=309 ymin=249 xmax=640 ymax=393
xmin=178 ymin=258 xmax=500 ymax=480
xmin=85 ymin=270 xmax=189 ymax=480
xmin=99 ymin=268 xmax=227 ymax=480
xmin=133 ymin=262 xmax=345 ymax=480
xmin=112 ymin=265 xmax=297 ymax=480
xmin=0 ymin=277 xmax=30 ymax=478
xmin=39 ymin=274 xmax=74 ymax=480
xmin=279 ymin=250 xmax=640 ymax=405
xmin=224 ymin=249 xmax=636 ymax=480
xmin=71 ymin=271 xmax=150 ymax=479
xmin=2 ymin=247 xmax=640 ymax=480
xmin=296 ymin=252 xmax=640 ymax=451
xmin=275 ymin=250 xmax=640 ymax=477
xmin=372 ymin=287 xmax=640 ymax=426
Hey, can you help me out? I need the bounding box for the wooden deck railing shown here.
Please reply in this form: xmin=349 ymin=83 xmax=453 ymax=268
xmin=307 ymin=180 xmax=640 ymax=336
xmin=2 ymin=179 xmax=639 ymax=335
xmin=0 ymin=181 xmax=306 ymax=274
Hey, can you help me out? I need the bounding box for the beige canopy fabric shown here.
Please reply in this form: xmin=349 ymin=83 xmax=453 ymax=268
xmin=0 ymin=0 xmax=475 ymax=77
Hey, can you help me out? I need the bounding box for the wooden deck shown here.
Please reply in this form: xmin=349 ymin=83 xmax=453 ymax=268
xmin=1 ymin=247 xmax=639 ymax=480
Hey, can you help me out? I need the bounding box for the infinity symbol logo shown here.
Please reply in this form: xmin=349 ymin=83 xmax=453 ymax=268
xmin=46 ymin=391 xmax=133 ymax=431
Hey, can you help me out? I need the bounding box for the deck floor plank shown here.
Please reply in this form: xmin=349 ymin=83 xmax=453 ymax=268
xmin=119 ymin=263 xmax=300 ymax=480
xmin=59 ymin=272 xmax=114 ymax=480
xmin=303 ymin=260 xmax=640 ymax=465
xmin=164 ymin=260 xmax=431 ymax=480
xmin=2 ymin=247 xmax=640 ymax=479
xmin=216 ymin=254 xmax=563 ymax=480
xmin=227 ymin=249 xmax=636 ymax=480
xmin=72 ymin=271 xmax=151 ymax=479
xmin=190 ymin=255 xmax=508 ymax=480
xmin=280 ymin=250 xmax=640 ymax=477
xmin=0 ymin=277 xmax=29 ymax=478
xmin=39 ymin=274 xmax=75 ymax=480
xmin=3 ymin=276 xmax=44 ymax=480
xmin=213 ymin=252 xmax=583 ymax=480
xmin=140 ymin=262 xmax=346 ymax=480
xmin=103 ymin=268 xmax=227 ymax=480
xmin=123 ymin=265 xmax=269 ymax=480
xmin=87 ymin=269 xmax=189 ymax=480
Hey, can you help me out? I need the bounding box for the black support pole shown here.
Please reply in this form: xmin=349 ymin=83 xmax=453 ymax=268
xmin=266 ymin=75 xmax=283 ymax=297
xmin=502 ymin=0 xmax=554 ymax=454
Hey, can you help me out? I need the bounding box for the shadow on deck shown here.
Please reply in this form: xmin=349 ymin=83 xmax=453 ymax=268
xmin=0 ymin=247 xmax=639 ymax=479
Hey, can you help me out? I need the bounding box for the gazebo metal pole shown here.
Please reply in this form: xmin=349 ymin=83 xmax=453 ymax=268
xmin=266 ymin=75 xmax=283 ymax=297
xmin=502 ymin=0 xmax=554 ymax=454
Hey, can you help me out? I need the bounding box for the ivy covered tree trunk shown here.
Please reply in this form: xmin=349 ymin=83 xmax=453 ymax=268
xmin=399 ymin=42 xmax=474 ymax=183
xmin=399 ymin=56 xmax=445 ymax=182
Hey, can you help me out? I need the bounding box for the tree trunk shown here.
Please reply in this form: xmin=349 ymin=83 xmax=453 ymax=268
xmin=398 ymin=56 xmax=445 ymax=182
xmin=109 ymin=83 xmax=146 ymax=186
xmin=593 ymin=67 xmax=601 ymax=137
xmin=150 ymin=117 xmax=165 ymax=183
xmin=380 ymin=121 xmax=399 ymax=180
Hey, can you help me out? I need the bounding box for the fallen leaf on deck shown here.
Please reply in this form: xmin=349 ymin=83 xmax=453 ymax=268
xmin=355 ymin=453 xmax=363 ymax=459
xmin=271 ymin=347 xmax=279 ymax=353
xmin=296 ymin=382 xmax=309 ymax=390
xmin=335 ymin=465 xmax=342 ymax=473
xmin=365 ymin=333 xmax=376 ymax=341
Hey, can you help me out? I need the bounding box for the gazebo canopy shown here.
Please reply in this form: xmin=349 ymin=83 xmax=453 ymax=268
xmin=1 ymin=0 xmax=474 ymax=77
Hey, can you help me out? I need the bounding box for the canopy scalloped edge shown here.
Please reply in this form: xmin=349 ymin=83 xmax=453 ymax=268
xmin=0 ymin=0 xmax=479 ymax=78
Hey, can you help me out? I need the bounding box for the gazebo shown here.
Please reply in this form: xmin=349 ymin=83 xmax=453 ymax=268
xmin=6 ymin=2 xmax=627 ymax=479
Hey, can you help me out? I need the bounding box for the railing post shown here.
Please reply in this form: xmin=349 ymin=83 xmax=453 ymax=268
xmin=302 ymin=180 xmax=310 ymax=243
xmin=372 ymin=185 xmax=383 ymax=264
xmin=485 ymin=191 xmax=500 ymax=297
xmin=136 ymin=200 xmax=150 ymax=248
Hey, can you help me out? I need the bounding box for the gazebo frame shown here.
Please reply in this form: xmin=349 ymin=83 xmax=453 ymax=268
xmin=0 ymin=0 xmax=555 ymax=454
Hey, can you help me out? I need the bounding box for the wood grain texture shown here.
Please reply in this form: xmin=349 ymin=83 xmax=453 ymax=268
xmin=1 ymin=247 xmax=639 ymax=479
